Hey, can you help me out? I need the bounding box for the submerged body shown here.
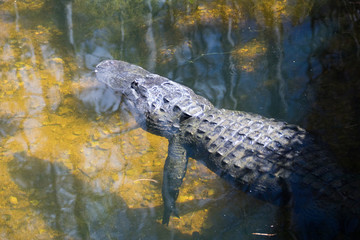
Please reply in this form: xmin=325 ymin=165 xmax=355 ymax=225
xmin=95 ymin=60 xmax=359 ymax=239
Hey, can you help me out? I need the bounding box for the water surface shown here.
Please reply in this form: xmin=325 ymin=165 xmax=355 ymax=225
xmin=1 ymin=0 xmax=359 ymax=239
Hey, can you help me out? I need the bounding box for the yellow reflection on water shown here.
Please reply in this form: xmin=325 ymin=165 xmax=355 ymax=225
xmin=0 ymin=2 xmax=89 ymax=237
xmin=232 ymin=39 xmax=267 ymax=72
xmin=175 ymin=1 xmax=244 ymax=29
xmin=0 ymin=2 xmax=234 ymax=238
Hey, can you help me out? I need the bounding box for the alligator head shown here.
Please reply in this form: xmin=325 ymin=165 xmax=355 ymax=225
xmin=95 ymin=60 xmax=213 ymax=137
xmin=95 ymin=60 xmax=149 ymax=94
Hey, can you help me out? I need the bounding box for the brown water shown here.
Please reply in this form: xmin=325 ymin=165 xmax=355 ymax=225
xmin=1 ymin=0 xmax=359 ymax=239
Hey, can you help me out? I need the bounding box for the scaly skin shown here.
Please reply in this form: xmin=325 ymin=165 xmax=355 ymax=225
xmin=95 ymin=60 xmax=359 ymax=239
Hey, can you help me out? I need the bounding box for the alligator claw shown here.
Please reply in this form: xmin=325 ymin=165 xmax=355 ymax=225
xmin=174 ymin=208 xmax=180 ymax=218
xmin=162 ymin=211 xmax=171 ymax=225
xmin=162 ymin=202 xmax=180 ymax=225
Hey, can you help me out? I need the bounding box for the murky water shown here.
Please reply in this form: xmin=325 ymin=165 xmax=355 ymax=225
xmin=1 ymin=0 xmax=359 ymax=239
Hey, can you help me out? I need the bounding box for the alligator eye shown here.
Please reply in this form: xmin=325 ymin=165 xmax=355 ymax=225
xmin=131 ymin=80 xmax=138 ymax=88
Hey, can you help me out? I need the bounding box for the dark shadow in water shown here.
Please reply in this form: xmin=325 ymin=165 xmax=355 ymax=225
xmin=306 ymin=0 xmax=360 ymax=171
xmin=8 ymin=152 xmax=195 ymax=240
xmin=192 ymin=191 xmax=293 ymax=240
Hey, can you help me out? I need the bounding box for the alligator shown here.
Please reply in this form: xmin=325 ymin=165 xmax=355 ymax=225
xmin=95 ymin=60 xmax=360 ymax=239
